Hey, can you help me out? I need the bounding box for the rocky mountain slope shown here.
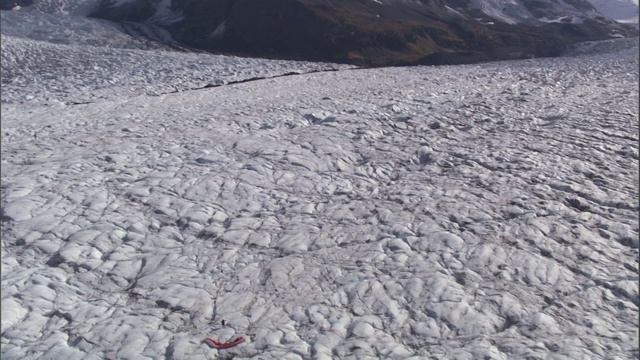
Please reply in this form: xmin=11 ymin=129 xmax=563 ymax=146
xmin=2 ymin=0 xmax=638 ymax=65
xmin=87 ymin=0 xmax=639 ymax=65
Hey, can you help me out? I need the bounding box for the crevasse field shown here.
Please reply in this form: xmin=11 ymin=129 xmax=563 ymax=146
xmin=1 ymin=8 xmax=639 ymax=360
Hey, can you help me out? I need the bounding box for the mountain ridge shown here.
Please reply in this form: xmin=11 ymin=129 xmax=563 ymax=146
xmin=2 ymin=0 xmax=639 ymax=65
xmin=92 ymin=0 xmax=640 ymax=65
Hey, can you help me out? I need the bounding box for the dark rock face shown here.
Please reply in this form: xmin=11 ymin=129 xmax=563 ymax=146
xmin=86 ymin=0 xmax=638 ymax=65
xmin=88 ymin=0 xmax=155 ymax=22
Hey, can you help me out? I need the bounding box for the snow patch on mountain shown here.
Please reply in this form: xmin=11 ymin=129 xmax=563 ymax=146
xmin=208 ymin=21 xmax=226 ymax=40
xmin=473 ymin=0 xmax=536 ymax=24
xmin=146 ymin=0 xmax=183 ymax=25
xmin=587 ymin=0 xmax=639 ymax=24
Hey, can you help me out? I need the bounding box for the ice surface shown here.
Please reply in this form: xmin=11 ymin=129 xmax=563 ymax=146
xmin=1 ymin=8 xmax=639 ymax=360
xmin=0 ymin=8 xmax=355 ymax=107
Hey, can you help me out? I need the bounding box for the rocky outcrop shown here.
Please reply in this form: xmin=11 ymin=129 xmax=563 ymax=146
xmin=86 ymin=0 xmax=638 ymax=65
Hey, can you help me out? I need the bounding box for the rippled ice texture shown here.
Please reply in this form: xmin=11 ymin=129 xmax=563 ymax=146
xmin=1 ymin=9 xmax=639 ymax=360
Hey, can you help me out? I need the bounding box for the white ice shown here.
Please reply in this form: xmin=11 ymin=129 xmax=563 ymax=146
xmin=1 ymin=5 xmax=639 ymax=360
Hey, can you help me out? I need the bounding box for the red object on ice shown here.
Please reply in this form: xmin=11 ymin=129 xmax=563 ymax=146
xmin=203 ymin=336 xmax=245 ymax=349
